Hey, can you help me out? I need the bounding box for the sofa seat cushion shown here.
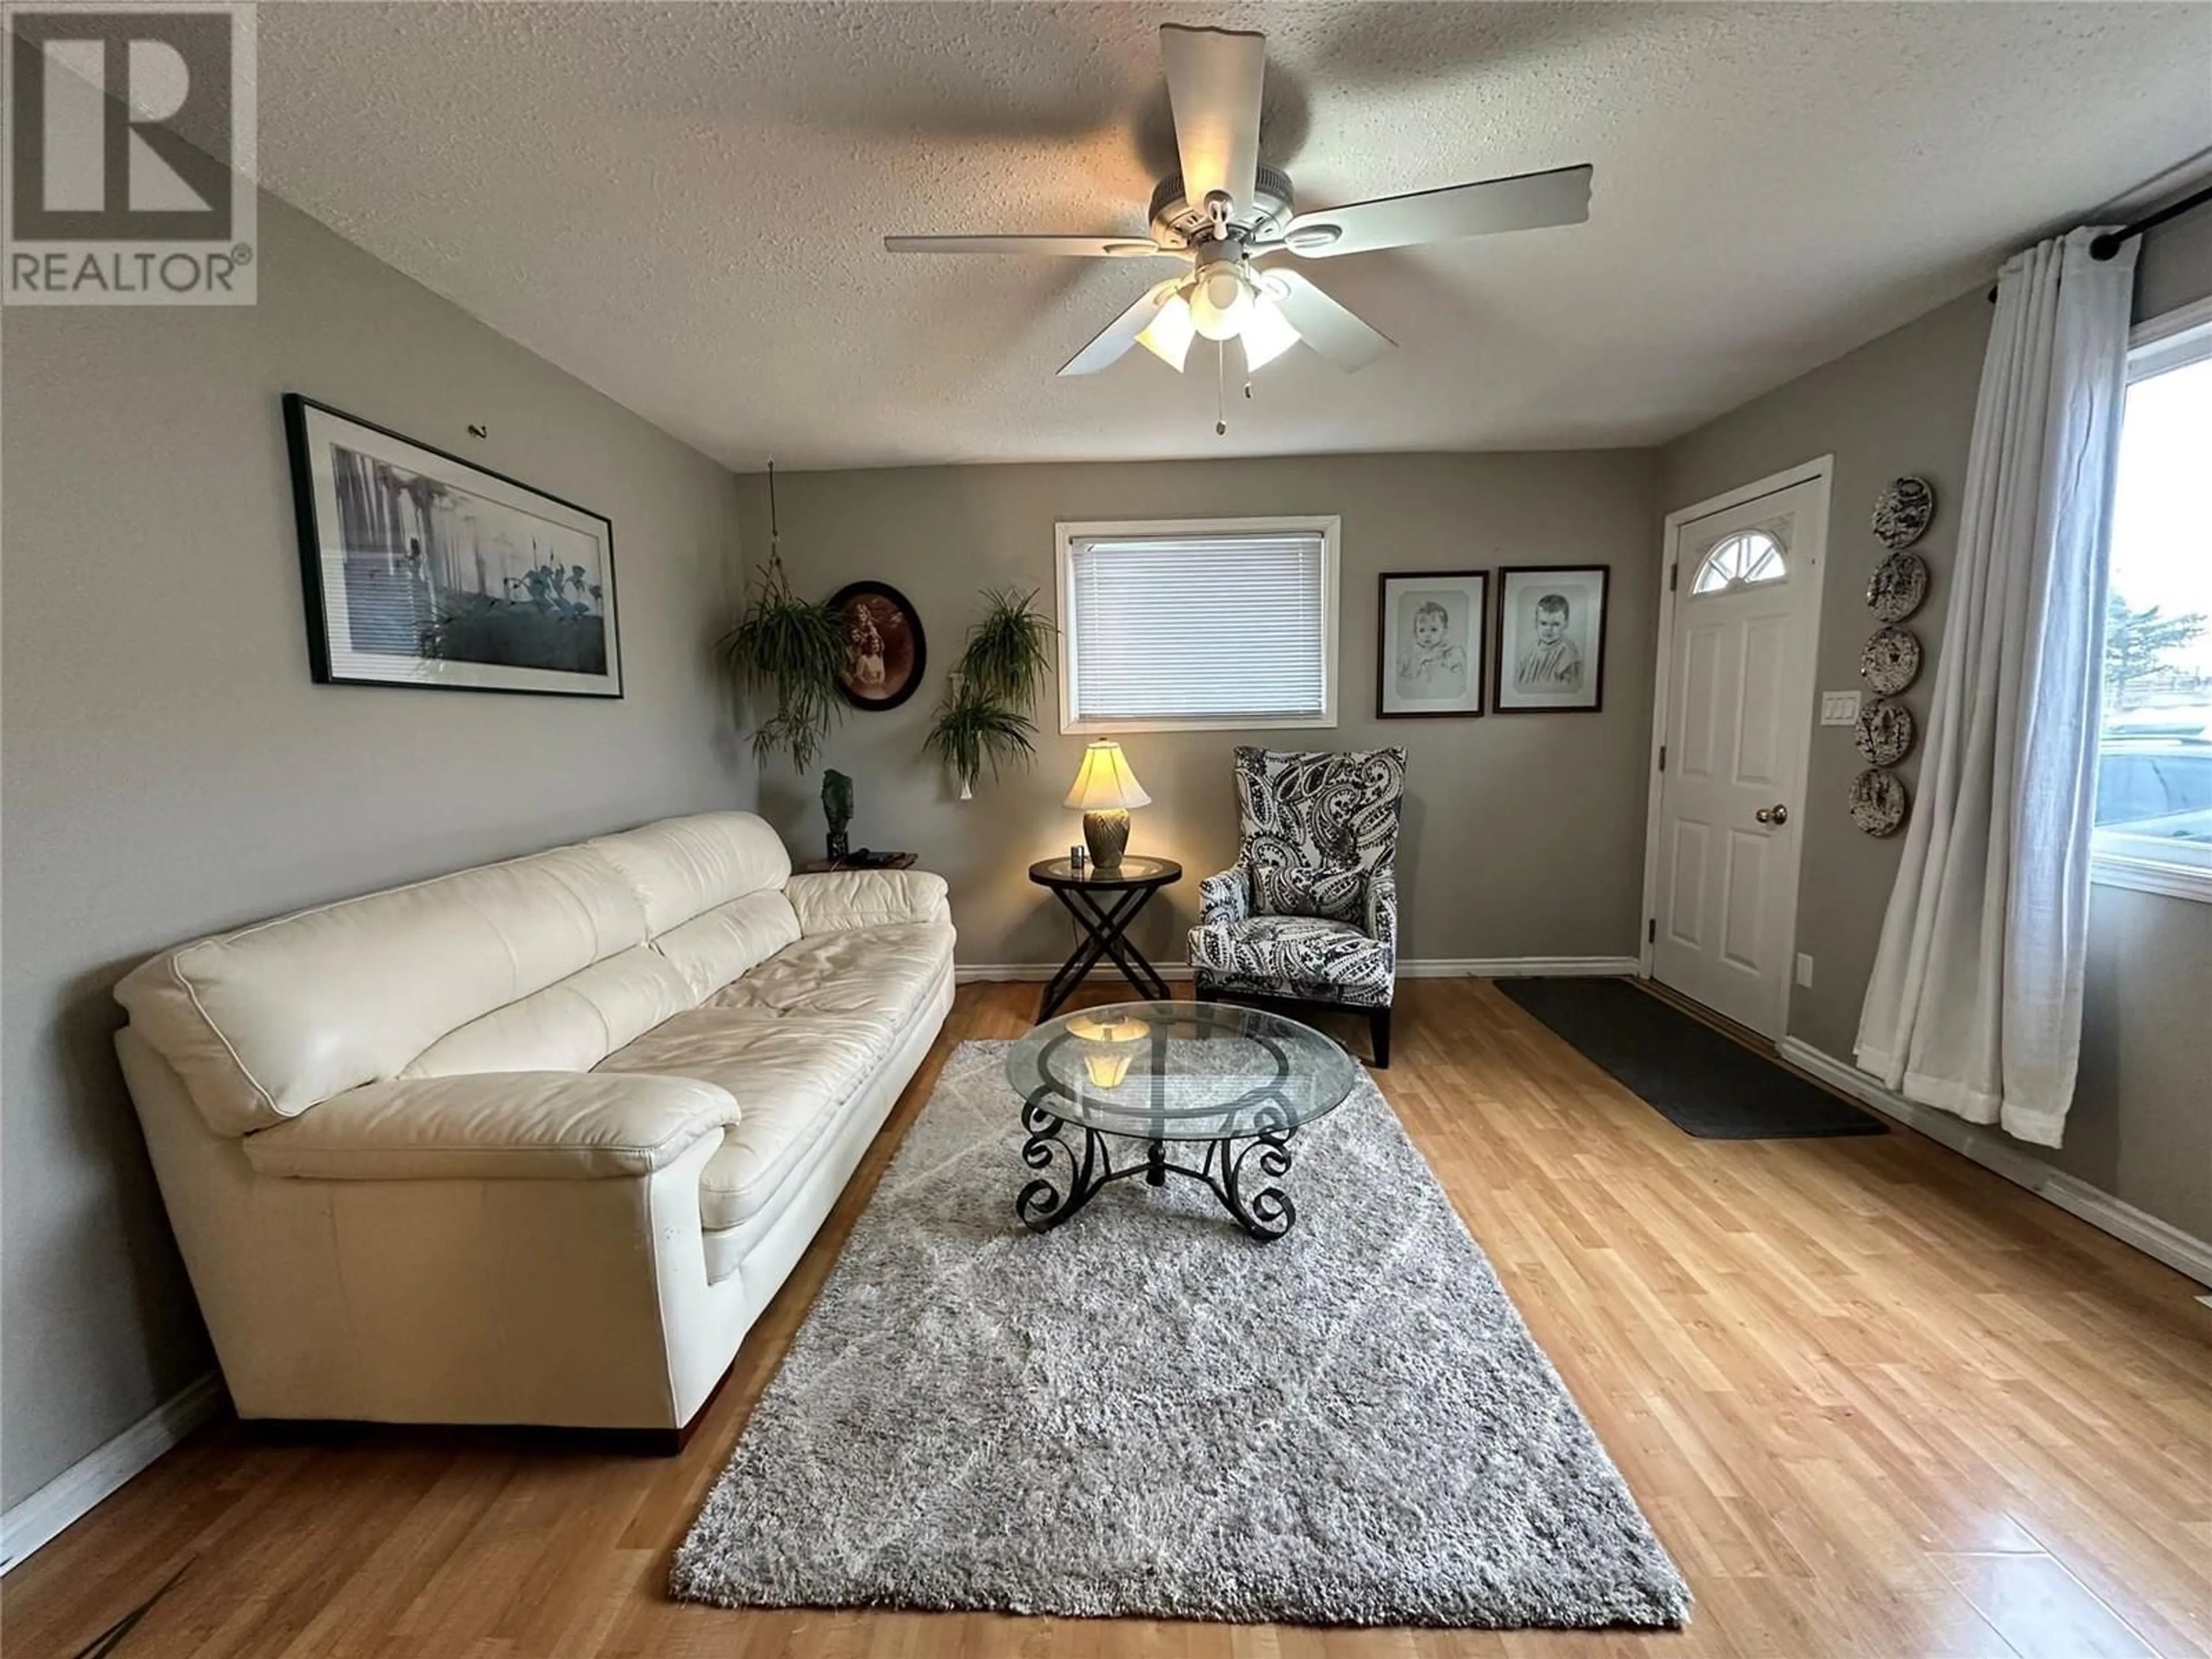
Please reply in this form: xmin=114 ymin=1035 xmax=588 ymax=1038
xmin=709 ymin=922 xmax=955 ymax=1024
xmin=595 ymin=1007 xmax=886 ymax=1229
xmin=1188 ymin=914 xmax=1395 ymax=1006
xmin=243 ymin=1070 xmax=740 ymax=1181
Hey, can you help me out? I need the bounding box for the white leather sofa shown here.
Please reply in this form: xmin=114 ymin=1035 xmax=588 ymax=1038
xmin=113 ymin=812 xmax=953 ymax=1438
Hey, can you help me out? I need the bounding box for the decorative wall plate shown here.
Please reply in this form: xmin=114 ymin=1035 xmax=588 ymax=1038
xmin=1850 ymin=768 xmax=1909 ymax=837
xmin=1854 ymin=697 xmax=1915 ymax=766
xmin=1872 ymin=476 xmax=1934 ymax=548
xmin=1861 ymin=626 xmax=1922 ymax=695
xmin=1866 ymin=551 xmax=1929 ymax=622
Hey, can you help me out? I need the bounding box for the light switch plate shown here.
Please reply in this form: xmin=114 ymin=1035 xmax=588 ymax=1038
xmin=1820 ymin=690 xmax=1862 ymax=726
xmin=1796 ymin=953 xmax=1815 ymax=987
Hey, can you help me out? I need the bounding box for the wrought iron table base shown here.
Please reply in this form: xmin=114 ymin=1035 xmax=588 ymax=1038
xmin=1015 ymin=1099 xmax=1297 ymax=1241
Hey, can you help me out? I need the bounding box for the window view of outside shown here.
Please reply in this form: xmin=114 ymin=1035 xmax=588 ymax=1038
xmin=2097 ymin=330 xmax=2212 ymax=873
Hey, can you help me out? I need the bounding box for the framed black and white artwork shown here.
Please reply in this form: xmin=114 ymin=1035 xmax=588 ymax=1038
xmin=1376 ymin=570 xmax=1486 ymax=718
xmin=284 ymin=394 xmax=622 ymax=697
xmin=1493 ymin=565 xmax=1608 ymax=713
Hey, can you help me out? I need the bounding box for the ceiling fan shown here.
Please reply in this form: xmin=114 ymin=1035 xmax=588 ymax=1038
xmin=885 ymin=24 xmax=1594 ymax=383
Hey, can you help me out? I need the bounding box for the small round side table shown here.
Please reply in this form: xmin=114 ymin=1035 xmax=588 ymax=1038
xmin=1027 ymin=856 xmax=1182 ymax=1021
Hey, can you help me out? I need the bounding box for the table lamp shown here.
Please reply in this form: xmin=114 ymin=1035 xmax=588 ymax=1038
xmin=1064 ymin=740 xmax=1151 ymax=872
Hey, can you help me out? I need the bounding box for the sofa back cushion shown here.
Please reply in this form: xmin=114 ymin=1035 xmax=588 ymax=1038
xmin=117 ymin=812 xmax=801 ymax=1138
xmin=652 ymin=892 xmax=803 ymax=1002
xmin=588 ymin=813 xmax=791 ymax=936
xmin=1234 ymin=747 xmax=1407 ymax=924
xmin=590 ymin=814 xmax=801 ymax=1001
xmin=116 ymin=843 xmax=649 ymax=1136
xmin=400 ymin=945 xmax=698 ymax=1080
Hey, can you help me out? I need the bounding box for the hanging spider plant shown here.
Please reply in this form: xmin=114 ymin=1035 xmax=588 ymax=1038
xmin=719 ymin=464 xmax=845 ymax=772
xmin=922 ymin=588 xmax=1056 ymax=798
xmin=955 ymin=587 xmax=1055 ymax=710
xmin=923 ymin=680 xmax=1037 ymax=800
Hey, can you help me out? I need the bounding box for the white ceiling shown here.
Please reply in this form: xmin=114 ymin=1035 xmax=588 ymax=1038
xmin=256 ymin=2 xmax=2212 ymax=471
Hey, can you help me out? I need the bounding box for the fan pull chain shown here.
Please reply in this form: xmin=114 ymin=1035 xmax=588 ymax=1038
xmin=1215 ymin=340 xmax=1228 ymax=436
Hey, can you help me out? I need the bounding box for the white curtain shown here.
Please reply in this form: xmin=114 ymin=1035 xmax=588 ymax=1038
xmin=1854 ymin=228 xmax=2137 ymax=1147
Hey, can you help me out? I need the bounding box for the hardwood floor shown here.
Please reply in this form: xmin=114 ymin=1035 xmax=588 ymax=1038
xmin=7 ymin=979 xmax=2208 ymax=1658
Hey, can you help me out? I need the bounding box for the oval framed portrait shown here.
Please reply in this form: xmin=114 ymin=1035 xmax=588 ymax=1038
xmin=828 ymin=582 xmax=925 ymax=711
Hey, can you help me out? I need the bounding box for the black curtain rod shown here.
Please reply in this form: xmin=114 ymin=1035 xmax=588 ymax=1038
xmin=2090 ymin=177 xmax=2212 ymax=261
xmin=1987 ymin=177 xmax=2212 ymax=301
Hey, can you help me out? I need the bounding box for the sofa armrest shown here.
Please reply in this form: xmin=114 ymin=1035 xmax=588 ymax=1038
xmin=1365 ymin=866 xmax=1398 ymax=959
xmin=1198 ymin=864 xmax=1251 ymax=927
xmin=241 ymin=1071 xmax=739 ymax=1181
xmin=785 ymin=868 xmax=951 ymax=935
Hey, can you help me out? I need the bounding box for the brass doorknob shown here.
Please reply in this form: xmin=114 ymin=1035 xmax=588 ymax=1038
xmin=1755 ymin=804 xmax=1790 ymax=825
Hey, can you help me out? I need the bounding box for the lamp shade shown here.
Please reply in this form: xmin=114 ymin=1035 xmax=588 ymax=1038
xmin=1240 ymin=295 xmax=1300 ymax=370
xmin=1063 ymin=740 xmax=1152 ymax=811
xmin=1136 ymin=293 xmax=1195 ymax=372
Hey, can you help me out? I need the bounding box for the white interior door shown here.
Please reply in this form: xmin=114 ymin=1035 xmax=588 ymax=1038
xmin=1650 ymin=476 xmax=1825 ymax=1037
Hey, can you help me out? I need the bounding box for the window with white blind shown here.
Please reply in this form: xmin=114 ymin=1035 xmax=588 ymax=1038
xmin=1055 ymin=518 xmax=1340 ymax=733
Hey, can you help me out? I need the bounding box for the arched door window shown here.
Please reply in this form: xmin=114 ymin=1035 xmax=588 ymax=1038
xmin=1691 ymin=530 xmax=1787 ymax=595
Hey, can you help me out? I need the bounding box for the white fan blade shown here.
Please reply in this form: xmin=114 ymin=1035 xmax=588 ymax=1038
xmin=1160 ymin=25 xmax=1264 ymax=215
xmin=1272 ymin=164 xmax=1593 ymax=259
xmin=1260 ymin=270 xmax=1393 ymax=372
xmin=884 ymin=234 xmax=1172 ymax=257
xmin=1059 ymin=281 xmax=1182 ymax=377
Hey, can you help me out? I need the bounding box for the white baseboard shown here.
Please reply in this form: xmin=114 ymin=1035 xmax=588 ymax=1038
xmin=955 ymin=962 xmax=1195 ymax=984
xmin=0 ymin=1370 xmax=225 ymax=1574
xmin=1397 ymin=956 xmax=1642 ymax=979
xmin=1778 ymin=1037 xmax=2212 ymax=1289
xmin=955 ymin=956 xmax=1638 ymax=985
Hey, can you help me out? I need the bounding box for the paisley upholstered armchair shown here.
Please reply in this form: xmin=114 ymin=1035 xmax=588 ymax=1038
xmin=1186 ymin=747 xmax=1407 ymax=1066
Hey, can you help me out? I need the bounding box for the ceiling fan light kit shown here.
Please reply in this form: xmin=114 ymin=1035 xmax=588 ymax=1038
xmin=1136 ymin=288 xmax=1196 ymax=370
xmin=1188 ymin=260 xmax=1254 ymax=341
xmin=1239 ymin=293 xmax=1301 ymax=370
xmin=885 ymin=23 xmax=1594 ymax=425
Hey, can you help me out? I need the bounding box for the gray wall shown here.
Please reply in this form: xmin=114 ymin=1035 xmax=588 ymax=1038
xmin=0 ymin=192 xmax=751 ymax=1508
xmin=742 ymin=451 xmax=1664 ymax=971
xmin=2138 ymin=197 xmax=2212 ymax=321
xmin=1663 ymin=288 xmax=1993 ymax=1058
xmin=1663 ymin=215 xmax=2212 ymax=1243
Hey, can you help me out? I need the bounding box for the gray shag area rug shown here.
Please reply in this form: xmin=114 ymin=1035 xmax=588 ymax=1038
xmin=671 ymin=1040 xmax=1690 ymax=1629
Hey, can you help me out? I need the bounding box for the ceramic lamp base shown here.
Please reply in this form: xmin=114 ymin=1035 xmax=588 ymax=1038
xmin=1082 ymin=808 xmax=1130 ymax=871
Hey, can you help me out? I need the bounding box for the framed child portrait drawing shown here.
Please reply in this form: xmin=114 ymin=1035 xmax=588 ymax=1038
xmin=1376 ymin=570 xmax=1486 ymax=718
xmin=1494 ymin=565 xmax=1608 ymax=713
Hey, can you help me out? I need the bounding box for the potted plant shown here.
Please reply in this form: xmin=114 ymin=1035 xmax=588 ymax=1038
xmin=720 ymin=463 xmax=844 ymax=771
xmin=923 ymin=588 xmax=1055 ymax=798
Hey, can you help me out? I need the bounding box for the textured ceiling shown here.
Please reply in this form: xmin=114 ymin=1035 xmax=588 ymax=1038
xmin=256 ymin=2 xmax=2212 ymax=471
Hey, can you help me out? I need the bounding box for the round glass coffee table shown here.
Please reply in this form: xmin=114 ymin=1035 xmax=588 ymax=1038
xmin=1005 ymin=1001 xmax=1359 ymax=1241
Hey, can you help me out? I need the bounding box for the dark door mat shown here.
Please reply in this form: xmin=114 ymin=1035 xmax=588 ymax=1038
xmin=1495 ymin=977 xmax=1888 ymax=1139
